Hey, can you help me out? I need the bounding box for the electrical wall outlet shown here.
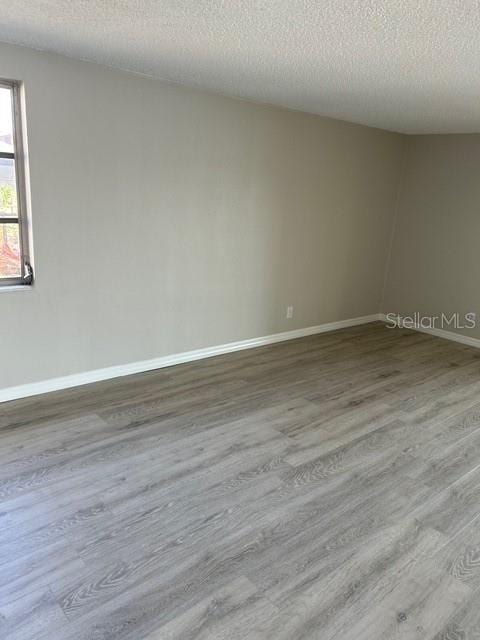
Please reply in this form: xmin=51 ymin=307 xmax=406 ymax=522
xmin=286 ymin=306 xmax=294 ymax=319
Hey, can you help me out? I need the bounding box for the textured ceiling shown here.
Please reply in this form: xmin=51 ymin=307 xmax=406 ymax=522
xmin=1 ymin=0 xmax=479 ymax=134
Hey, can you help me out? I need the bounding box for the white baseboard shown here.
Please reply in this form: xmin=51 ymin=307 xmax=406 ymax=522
xmin=379 ymin=313 xmax=480 ymax=349
xmin=0 ymin=313 xmax=382 ymax=403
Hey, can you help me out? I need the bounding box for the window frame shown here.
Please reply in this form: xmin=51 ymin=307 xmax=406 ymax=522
xmin=0 ymin=78 xmax=32 ymax=287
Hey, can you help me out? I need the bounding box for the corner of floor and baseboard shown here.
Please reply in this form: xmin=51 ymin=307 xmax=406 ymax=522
xmin=379 ymin=312 xmax=480 ymax=349
xmin=0 ymin=313 xmax=384 ymax=403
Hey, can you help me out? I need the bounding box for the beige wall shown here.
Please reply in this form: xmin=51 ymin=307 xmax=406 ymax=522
xmin=382 ymin=135 xmax=480 ymax=338
xmin=0 ymin=42 xmax=405 ymax=389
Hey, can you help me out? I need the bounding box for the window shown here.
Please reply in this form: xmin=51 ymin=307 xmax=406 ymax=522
xmin=0 ymin=80 xmax=32 ymax=286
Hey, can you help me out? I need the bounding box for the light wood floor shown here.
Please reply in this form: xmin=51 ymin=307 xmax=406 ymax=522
xmin=2 ymin=322 xmax=480 ymax=639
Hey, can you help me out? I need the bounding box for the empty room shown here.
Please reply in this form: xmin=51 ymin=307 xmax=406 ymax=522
xmin=2 ymin=1 xmax=480 ymax=638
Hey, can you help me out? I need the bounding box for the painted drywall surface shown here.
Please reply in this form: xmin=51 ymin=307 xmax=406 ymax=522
xmin=0 ymin=42 xmax=404 ymax=388
xmin=383 ymin=135 xmax=480 ymax=338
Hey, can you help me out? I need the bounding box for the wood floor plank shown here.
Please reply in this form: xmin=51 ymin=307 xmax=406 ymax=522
xmin=432 ymin=586 xmax=480 ymax=639
xmin=3 ymin=321 xmax=480 ymax=639
xmin=144 ymin=575 xmax=279 ymax=640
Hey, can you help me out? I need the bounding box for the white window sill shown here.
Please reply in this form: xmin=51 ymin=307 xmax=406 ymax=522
xmin=0 ymin=284 xmax=33 ymax=293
